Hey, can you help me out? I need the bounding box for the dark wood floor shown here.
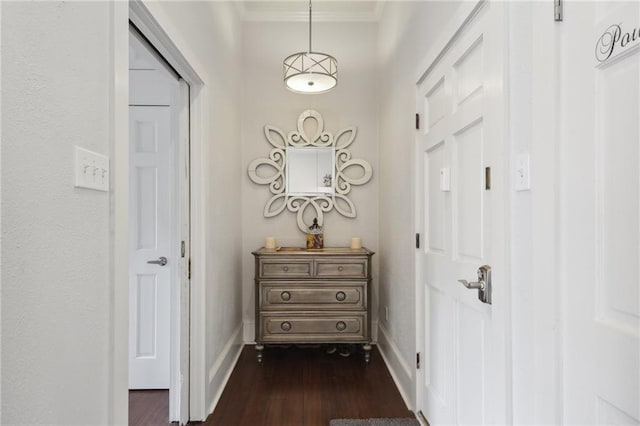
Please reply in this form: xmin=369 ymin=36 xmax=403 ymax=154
xmin=129 ymin=389 xmax=169 ymax=425
xmin=130 ymin=344 xmax=415 ymax=426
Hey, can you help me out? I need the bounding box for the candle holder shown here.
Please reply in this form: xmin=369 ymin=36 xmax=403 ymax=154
xmin=350 ymin=237 xmax=362 ymax=249
xmin=265 ymin=237 xmax=276 ymax=249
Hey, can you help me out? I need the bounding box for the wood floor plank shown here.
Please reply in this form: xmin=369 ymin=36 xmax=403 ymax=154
xmin=129 ymin=344 xmax=416 ymax=425
xmin=129 ymin=389 xmax=169 ymax=425
xmin=204 ymin=344 xmax=415 ymax=426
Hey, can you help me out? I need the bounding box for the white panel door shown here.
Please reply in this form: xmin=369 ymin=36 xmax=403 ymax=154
xmin=129 ymin=105 xmax=172 ymax=389
xmin=560 ymin=2 xmax=639 ymax=423
xmin=416 ymin=2 xmax=508 ymax=424
xmin=129 ymin=29 xmax=180 ymax=390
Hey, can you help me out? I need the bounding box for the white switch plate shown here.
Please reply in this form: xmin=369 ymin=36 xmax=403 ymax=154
xmin=74 ymin=146 xmax=110 ymax=192
xmin=514 ymin=152 xmax=530 ymax=191
xmin=440 ymin=167 xmax=451 ymax=191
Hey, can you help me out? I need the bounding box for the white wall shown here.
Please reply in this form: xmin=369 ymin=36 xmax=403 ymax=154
xmin=138 ymin=1 xmax=244 ymax=420
xmin=507 ymin=2 xmax=563 ymax=423
xmin=2 ymin=1 xmax=244 ymax=423
xmin=1 ymin=2 xmax=112 ymax=423
xmin=376 ymin=1 xmax=461 ymax=404
xmin=241 ymin=20 xmax=379 ymax=341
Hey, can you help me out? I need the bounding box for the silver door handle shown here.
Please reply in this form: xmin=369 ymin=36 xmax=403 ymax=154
xmin=147 ymin=256 xmax=168 ymax=266
xmin=458 ymin=279 xmax=485 ymax=290
xmin=458 ymin=265 xmax=492 ymax=304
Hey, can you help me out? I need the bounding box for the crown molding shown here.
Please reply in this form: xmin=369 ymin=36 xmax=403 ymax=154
xmin=240 ymin=1 xmax=384 ymax=22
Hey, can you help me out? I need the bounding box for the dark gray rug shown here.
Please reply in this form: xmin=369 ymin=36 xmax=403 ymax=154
xmin=329 ymin=419 xmax=420 ymax=426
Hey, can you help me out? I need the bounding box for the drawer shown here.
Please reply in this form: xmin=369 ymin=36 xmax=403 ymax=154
xmin=259 ymin=313 xmax=367 ymax=342
xmin=260 ymin=283 xmax=366 ymax=311
xmin=315 ymin=258 xmax=368 ymax=278
xmin=259 ymin=259 xmax=312 ymax=278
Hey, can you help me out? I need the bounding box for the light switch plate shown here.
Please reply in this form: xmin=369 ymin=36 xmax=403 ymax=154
xmin=514 ymin=152 xmax=530 ymax=191
xmin=74 ymin=146 xmax=110 ymax=192
xmin=440 ymin=167 xmax=451 ymax=191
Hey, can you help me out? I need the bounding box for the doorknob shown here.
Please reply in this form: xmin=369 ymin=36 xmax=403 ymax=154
xmin=458 ymin=265 xmax=492 ymax=304
xmin=147 ymin=256 xmax=168 ymax=266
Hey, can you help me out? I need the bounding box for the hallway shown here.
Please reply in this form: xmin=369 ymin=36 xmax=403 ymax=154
xmin=3 ymin=1 xmax=639 ymax=424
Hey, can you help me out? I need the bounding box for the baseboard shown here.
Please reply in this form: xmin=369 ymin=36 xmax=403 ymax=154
xmin=376 ymin=322 xmax=415 ymax=411
xmin=205 ymin=323 xmax=244 ymax=418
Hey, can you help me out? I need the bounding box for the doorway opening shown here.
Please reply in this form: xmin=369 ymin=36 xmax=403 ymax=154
xmin=128 ymin=24 xmax=191 ymax=423
xmin=112 ymin=2 xmax=208 ymax=422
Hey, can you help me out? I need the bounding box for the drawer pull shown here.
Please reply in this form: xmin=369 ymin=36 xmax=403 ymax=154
xmin=336 ymin=321 xmax=347 ymax=331
xmin=281 ymin=291 xmax=291 ymax=301
xmin=338 ymin=266 xmax=344 ymax=271
xmin=281 ymin=321 xmax=292 ymax=332
xmin=283 ymin=266 xmax=289 ymax=272
xmin=335 ymin=291 xmax=346 ymax=302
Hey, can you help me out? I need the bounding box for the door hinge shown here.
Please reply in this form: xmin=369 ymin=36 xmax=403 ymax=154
xmin=416 ymin=352 xmax=421 ymax=369
xmin=188 ymin=258 xmax=191 ymax=280
xmin=554 ymin=0 xmax=563 ymax=21
xmin=181 ymin=240 xmax=186 ymax=257
xmin=416 ymin=233 xmax=420 ymax=249
xmin=415 ymin=113 xmax=420 ymax=130
xmin=485 ymin=166 xmax=491 ymax=190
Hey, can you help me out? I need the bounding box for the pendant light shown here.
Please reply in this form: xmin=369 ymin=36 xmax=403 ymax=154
xmin=283 ymin=0 xmax=337 ymax=94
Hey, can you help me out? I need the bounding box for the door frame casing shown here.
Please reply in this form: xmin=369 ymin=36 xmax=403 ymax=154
xmin=413 ymin=0 xmax=513 ymax=421
xmin=111 ymin=0 xmax=207 ymax=422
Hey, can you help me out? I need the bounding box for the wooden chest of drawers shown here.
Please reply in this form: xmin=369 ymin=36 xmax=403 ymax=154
xmin=252 ymin=247 xmax=374 ymax=363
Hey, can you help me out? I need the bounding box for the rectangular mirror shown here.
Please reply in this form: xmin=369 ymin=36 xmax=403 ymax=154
xmin=286 ymin=147 xmax=335 ymax=195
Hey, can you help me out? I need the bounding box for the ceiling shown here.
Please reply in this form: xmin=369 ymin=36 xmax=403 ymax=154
xmin=237 ymin=0 xmax=384 ymax=22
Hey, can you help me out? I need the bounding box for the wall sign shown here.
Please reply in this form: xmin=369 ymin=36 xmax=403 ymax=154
xmin=595 ymin=3 xmax=639 ymax=66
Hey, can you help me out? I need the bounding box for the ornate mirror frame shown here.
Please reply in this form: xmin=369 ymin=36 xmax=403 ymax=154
xmin=248 ymin=109 xmax=373 ymax=233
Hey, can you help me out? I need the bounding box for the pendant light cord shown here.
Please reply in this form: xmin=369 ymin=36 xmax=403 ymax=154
xmin=308 ymin=0 xmax=312 ymax=54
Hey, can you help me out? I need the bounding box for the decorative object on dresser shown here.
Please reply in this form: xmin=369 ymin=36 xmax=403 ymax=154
xmin=253 ymin=247 xmax=374 ymax=364
xmin=247 ymin=109 xmax=373 ymax=233
xmin=306 ymin=217 xmax=324 ymax=249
